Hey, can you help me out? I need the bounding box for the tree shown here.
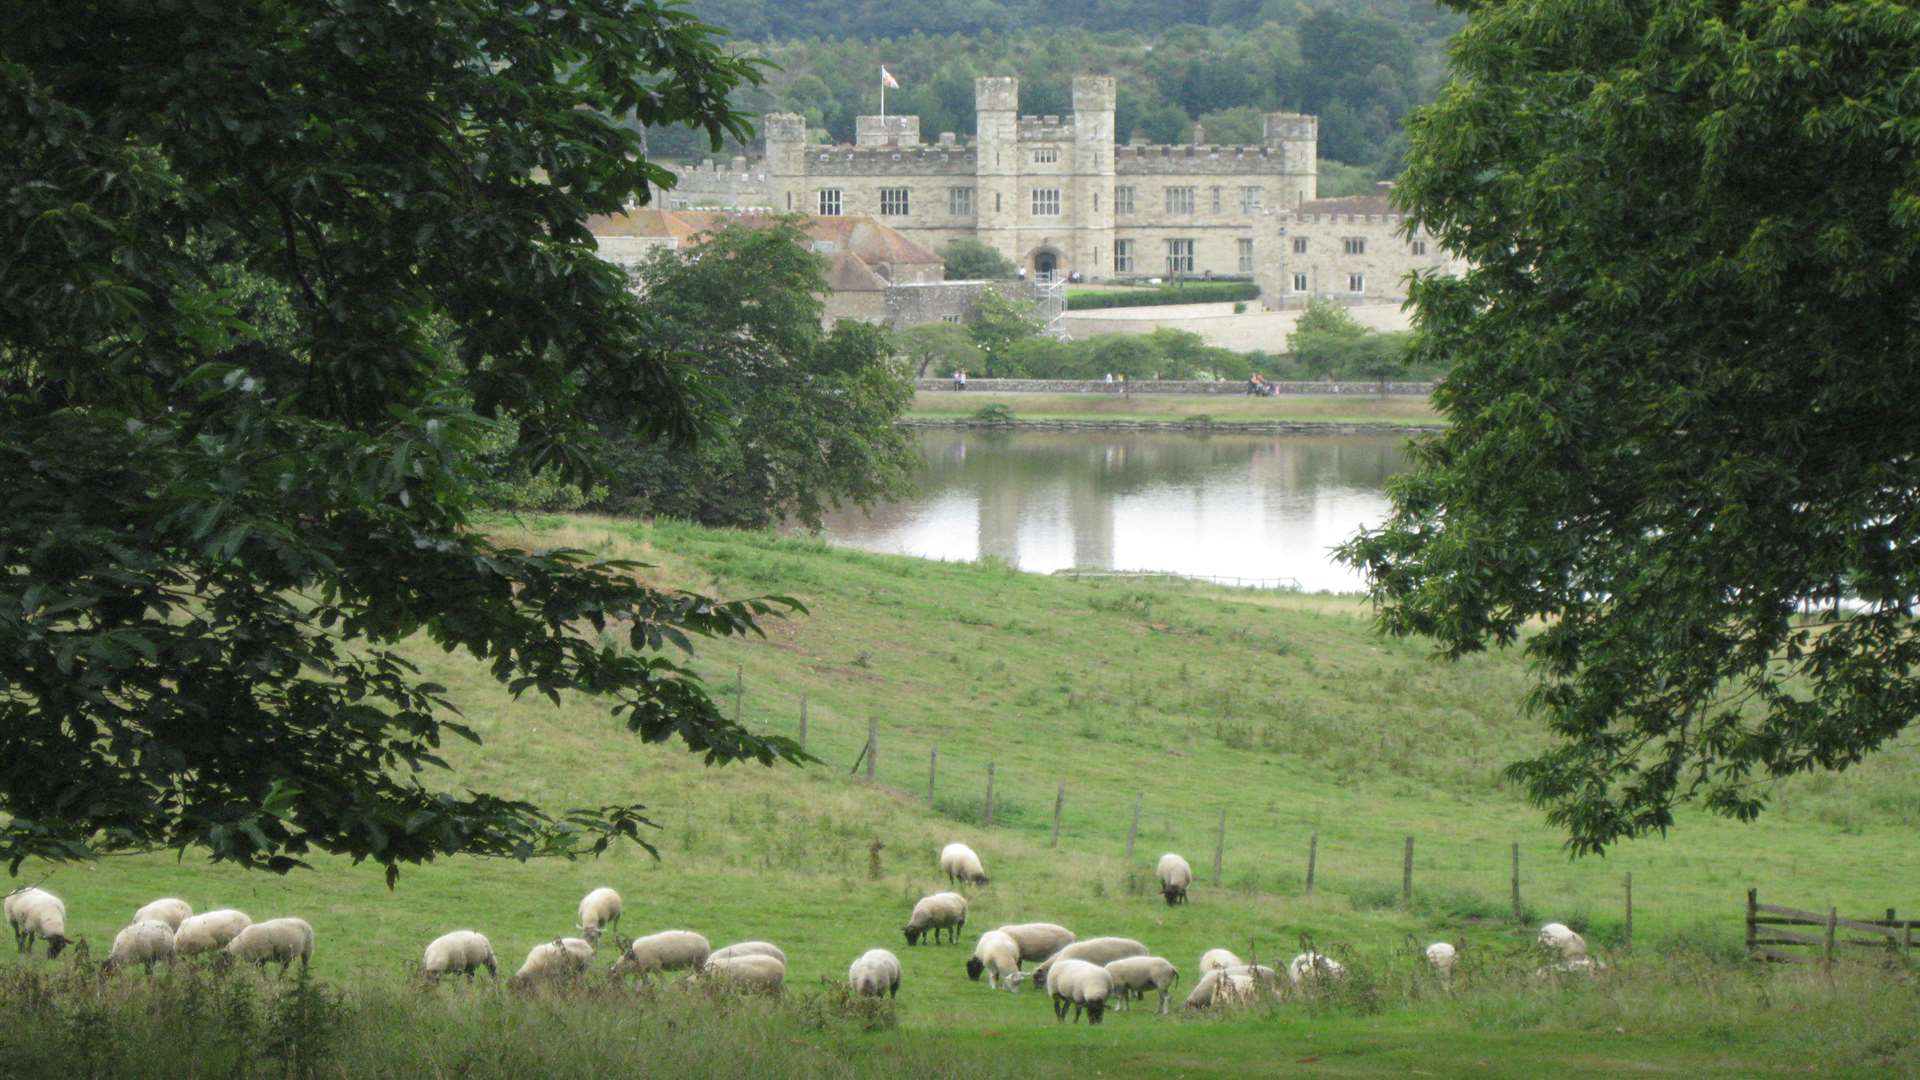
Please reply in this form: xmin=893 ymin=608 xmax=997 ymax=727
xmin=593 ymin=219 xmax=918 ymax=530
xmin=897 ymin=322 xmax=985 ymax=378
xmin=1337 ymin=0 xmax=1920 ymax=854
xmin=940 ymin=239 xmax=1017 ymax=281
xmin=0 ymin=1 xmax=805 ymax=880
xmin=968 ymin=288 xmax=1046 ymax=375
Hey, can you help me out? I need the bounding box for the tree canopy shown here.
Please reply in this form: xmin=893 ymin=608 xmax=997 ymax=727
xmin=0 ymin=0 xmax=805 ymax=880
xmin=1338 ymin=0 xmax=1920 ymax=853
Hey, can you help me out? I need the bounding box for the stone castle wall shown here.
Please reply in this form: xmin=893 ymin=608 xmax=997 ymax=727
xmin=1256 ymin=199 xmax=1466 ymax=309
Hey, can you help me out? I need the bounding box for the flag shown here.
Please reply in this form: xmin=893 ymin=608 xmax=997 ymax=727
xmin=881 ymin=66 xmax=899 ymax=89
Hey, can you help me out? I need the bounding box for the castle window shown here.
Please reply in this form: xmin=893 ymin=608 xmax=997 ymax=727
xmin=880 ymin=188 xmax=910 ymax=216
xmin=996 ymin=193 xmax=1002 ymax=212
xmin=950 ymin=187 xmax=974 ymax=216
xmin=1348 ymin=272 xmax=1365 ymax=292
xmin=1411 ymin=240 xmax=1427 ymax=256
xmin=1240 ymin=187 xmax=1262 ymax=213
xmin=1115 ymin=186 xmax=1135 ymax=214
xmin=941 ymin=314 xmax=962 ymax=323
xmin=818 ymin=189 xmax=842 ymax=216
xmin=1115 ymin=240 xmax=1135 ymax=273
xmin=1343 ymin=237 xmax=1366 ymax=255
xmin=1210 ymin=186 xmax=1222 ymax=213
xmin=1093 ymin=193 xmax=1099 ymax=212
xmin=1033 ymin=148 xmax=1058 ymax=164
xmin=1292 ymin=236 xmax=1308 ymax=255
xmin=1166 ymin=187 xmax=1195 ymax=215
xmin=1237 ymin=238 xmax=1254 ymax=273
xmin=1292 ymin=272 xmax=1308 ymax=292
xmin=1031 ymin=188 xmax=1061 ymax=217
xmin=1166 ymin=239 xmax=1194 ymax=275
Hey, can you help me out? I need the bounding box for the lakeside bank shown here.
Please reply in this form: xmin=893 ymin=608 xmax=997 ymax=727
xmin=904 ymin=388 xmax=1445 ymax=432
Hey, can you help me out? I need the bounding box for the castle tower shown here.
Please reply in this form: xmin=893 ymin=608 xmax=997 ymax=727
xmin=763 ymin=112 xmax=809 ymax=215
xmin=1070 ymin=76 xmax=1117 ymax=280
xmin=973 ymin=77 xmax=1021 ymax=265
xmin=1264 ymin=112 xmax=1319 ymax=205
xmin=855 ymin=115 xmax=921 ymax=147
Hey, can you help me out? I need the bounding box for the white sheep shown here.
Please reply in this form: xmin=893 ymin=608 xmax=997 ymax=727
xmin=104 ymin=920 xmax=176 ymax=974
xmin=423 ymin=930 xmax=498 ymax=982
xmin=696 ymin=953 xmax=785 ymax=995
xmin=1537 ymin=922 xmax=1587 ymax=959
xmin=510 ymin=937 xmax=595 ymax=989
xmin=1288 ymin=950 xmax=1345 ymax=989
xmin=5 ymin=888 xmax=70 ymax=959
xmin=174 ymin=909 xmax=253 ymax=958
xmin=609 ymin=930 xmax=710 ymax=977
xmin=967 ymin=929 xmax=1023 ymax=990
xmin=132 ymin=898 xmax=193 ymax=933
xmin=848 ymin=948 xmax=902 ymax=998
xmin=939 ymin=842 xmax=990 ymax=887
xmin=576 ymin=887 xmax=623 ymax=947
xmin=1425 ymin=941 xmax=1457 ymax=982
xmin=223 ymin=917 xmax=315 ymax=976
xmin=1045 ymin=959 xmax=1113 ymax=1024
xmin=1020 ymin=936 xmax=1148 ymax=992
xmin=709 ymin=941 xmax=786 ymax=965
xmin=1198 ymin=947 xmax=1242 ymax=973
xmin=993 ymin=922 xmax=1074 ymax=965
xmin=1183 ymin=967 xmax=1257 ymax=1009
xmin=1156 ymin=853 xmax=1193 ymax=906
xmin=903 ymin=891 xmax=968 ymax=946
xmin=1104 ymin=955 xmax=1180 ymax=1014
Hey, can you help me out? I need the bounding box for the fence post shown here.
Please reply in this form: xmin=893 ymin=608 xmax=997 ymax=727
xmin=1624 ymin=872 xmax=1633 ymax=952
xmin=928 ymin=747 xmax=937 ymax=803
xmin=1305 ymin=833 xmax=1317 ymax=896
xmin=1050 ymin=782 xmax=1065 ymax=848
xmin=1212 ymin=810 xmax=1226 ymax=887
xmin=1746 ymin=888 xmax=1757 ymax=957
xmin=798 ymin=693 xmax=807 ymax=751
xmin=1511 ymin=843 xmax=1522 ymax=921
xmin=1125 ymin=795 xmax=1141 ymax=860
xmin=1402 ymin=835 xmax=1414 ymax=907
xmin=734 ymin=665 xmax=743 ymax=722
xmin=1825 ymin=906 xmax=1837 ymax=969
xmin=866 ymin=718 xmax=877 ymax=784
xmin=984 ymin=763 xmax=995 ymax=826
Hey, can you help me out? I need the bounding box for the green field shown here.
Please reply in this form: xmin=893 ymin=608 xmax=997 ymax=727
xmin=907 ymin=390 xmax=1445 ymax=427
xmin=5 ymin=516 xmax=1918 ymax=1077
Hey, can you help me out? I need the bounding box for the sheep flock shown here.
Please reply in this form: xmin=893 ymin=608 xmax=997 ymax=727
xmin=3 ymin=840 xmax=1602 ymax=1030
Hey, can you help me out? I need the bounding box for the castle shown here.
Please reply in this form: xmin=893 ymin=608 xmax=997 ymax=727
xmin=663 ymin=76 xmax=1319 ymax=284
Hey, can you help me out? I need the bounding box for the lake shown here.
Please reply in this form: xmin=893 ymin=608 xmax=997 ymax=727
xmin=814 ymin=428 xmax=1415 ymax=593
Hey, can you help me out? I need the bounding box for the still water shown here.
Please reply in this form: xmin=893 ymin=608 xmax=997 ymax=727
xmin=815 ymin=428 xmax=1414 ymax=593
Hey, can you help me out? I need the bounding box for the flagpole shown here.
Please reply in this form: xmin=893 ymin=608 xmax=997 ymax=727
xmin=880 ymin=65 xmax=886 ymax=120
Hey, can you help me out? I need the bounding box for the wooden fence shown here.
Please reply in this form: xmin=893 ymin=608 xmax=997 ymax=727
xmin=1746 ymin=889 xmax=1917 ymax=964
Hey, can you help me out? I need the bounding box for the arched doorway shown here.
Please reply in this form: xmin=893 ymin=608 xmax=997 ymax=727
xmin=1033 ymin=250 xmax=1058 ymax=283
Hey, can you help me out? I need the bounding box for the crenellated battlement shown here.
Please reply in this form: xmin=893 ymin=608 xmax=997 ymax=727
xmin=1114 ymin=143 xmax=1304 ymax=175
xmin=801 ymin=145 xmax=980 ymax=176
xmin=1016 ymin=116 xmax=1075 ymax=141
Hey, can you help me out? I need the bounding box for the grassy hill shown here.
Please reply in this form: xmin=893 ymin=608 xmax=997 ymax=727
xmin=5 ymin=515 xmax=1918 ymax=1077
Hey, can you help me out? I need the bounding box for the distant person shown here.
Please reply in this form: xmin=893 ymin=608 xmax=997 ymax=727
xmin=1104 ymin=372 xmax=1114 ymax=384
xmin=952 ymin=368 xmax=964 ymax=391
xmin=1016 ymin=267 xmax=1027 ymax=283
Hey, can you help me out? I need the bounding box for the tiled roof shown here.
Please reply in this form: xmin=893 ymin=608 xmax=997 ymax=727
xmin=585 ymin=209 xmax=943 ymax=291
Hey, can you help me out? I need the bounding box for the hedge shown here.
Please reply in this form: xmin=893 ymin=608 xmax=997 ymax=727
xmin=1066 ymin=282 xmax=1262 ymax=310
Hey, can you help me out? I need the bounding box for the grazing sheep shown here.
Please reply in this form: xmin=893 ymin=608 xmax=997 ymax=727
xmin=576 ymin=887 xmax=623 ymax=947
xmin=1183 ymin=967 xmax=1257 ymax=1010
xmin=133 ymin=898 xmax=193 ymax=933
xmin=1156 ymin=853 xmax=1193 ymax=906
xmin=966 ymin=929 xmax=1023 ymax=990
xmin=1538 ymin=955 xmax=1605 ymax=978
xmin=104 ymin=920 xmax=176 ymax=974
xmin=939 ymin=842 xmax=990 ymax=887
xmin=993 ymin=922 xmax=1074 ymax=965
xmin=423 ymin=931 xmax=498 ymax=983
xmin=1020 ymin=936 xmax=1149 ymax=993
xmin=1288 ymin=951 xmax=1345 ymax=989
xmin=697 ymin=953 xmax=785 ymax=995
xmin=1425 ymin=942 xmax=1457 ymax=982
xmin=5 ymin=888 xmax=70 ymax=959
xmin=903 ymin=891 xmax=968 ymax=946
xmin=1045 ymin=959 xmax=1113 ymax=1024
xmin=1537 ymin=922 xmax=1587 ymax=959
xmin=1198 ymin=948 xmax=1242 ymax=973
xmin=174 ymin=909 xmax=252 ymax=958
xmin=710 ymin=941 xmax=786 ymax=965
xmin=848 ymin=948 xmax=902 ymax=998
xmin=510 ymin=937 xmax=595 ymax=989
xmin=223 ymin=917 xmax=315 ymax=976
xmin=609 ymin=930 xmax=710 ymax=977
xmin=1104 ymin=956 xmax=1180 ymax=1014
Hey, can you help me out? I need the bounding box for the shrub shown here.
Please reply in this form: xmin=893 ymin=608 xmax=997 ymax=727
xmin=1066 ymin=282 xmax=1260 ymax=310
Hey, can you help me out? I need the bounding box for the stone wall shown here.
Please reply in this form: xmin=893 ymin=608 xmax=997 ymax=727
xmin=914 ymin=378 xmax=1435 ymax=396
xmin=1256 ymin=199 xmax=1466 ymax=309
xmin=656 ymin=159 xmax=771 ymax=209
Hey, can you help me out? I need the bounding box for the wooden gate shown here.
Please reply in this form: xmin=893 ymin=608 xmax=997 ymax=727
xmin=1746 ymin=889 xmax=1917 ymax=964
